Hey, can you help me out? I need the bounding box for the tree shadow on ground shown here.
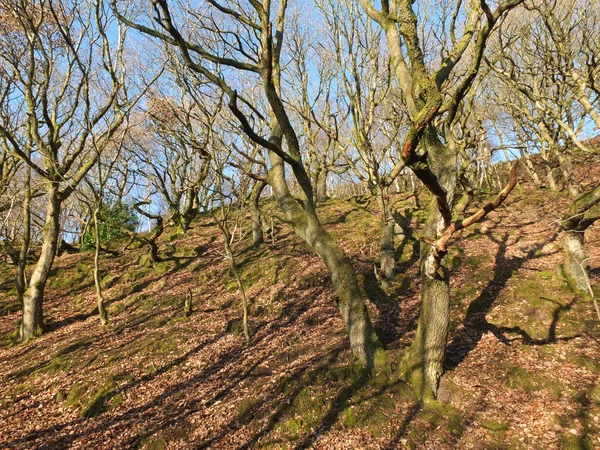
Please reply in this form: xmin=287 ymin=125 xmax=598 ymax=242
xmin=445 ymin=229 xmax=564 ymax=370
xmin=363 ymin=268 xmax=415 ymax=346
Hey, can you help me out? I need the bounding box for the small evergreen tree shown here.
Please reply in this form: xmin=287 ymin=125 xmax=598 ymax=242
xmin=83 ymin=200 xmax=139 ymax=247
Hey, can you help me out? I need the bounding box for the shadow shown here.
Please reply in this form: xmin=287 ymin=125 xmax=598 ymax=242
xmin=381 ymin=401 xmax=421 ymax=450
xmin=445 ymin=230 xmax=560 ymax=370
xmin=363 ymin=269 xmax=414 ymax=346
xmin=293 ymin=369 xmax=371 ymax=449
xmin=323 ymin=208 xmax=353 ymax=226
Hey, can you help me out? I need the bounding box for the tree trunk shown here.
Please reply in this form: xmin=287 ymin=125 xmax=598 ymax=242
xmin=179 ymin=187 xmax=199 ymax=233
xmin=561 ymin=186 xmax=600 ymax=295
xmin=250 ymin=181 xmax=266 ymax=248
xmin=556 ymin=152 xmax=578 ymax=198
xmin=400 ymin=132 xmax=456 ymax=400
xmin=562 ymin=231 xmax=589 ymax=295
xmin=93 ymin=206 xmax=108 ymax=326
xmin=454 ymin=174 xmax=474 ymax=218
xmin=223 ymin=225 xmax=250 ymax=342
xmin=316 ymin=168 xmax=329 ymax=203
xmin=16 ymin=165 xmax=31 ymax=305
xmin=377 ymin=188 xmax=395 ymax=280
xmin=520 ymin=149 xmax=542 ymax=187
xmin=268 ymin=146 xmax=376 ymax=367
xmin=546 ymin=166 xmax=559 ymax=191
xmin=20 ymin=186 xmax=61 ymax=340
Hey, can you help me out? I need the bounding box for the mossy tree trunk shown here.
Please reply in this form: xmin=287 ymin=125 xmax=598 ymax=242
xmin=249 ymin=181 xmax=267 ymax=248
xmin=400 ymin=133 xmax=457 ymax=399
xmin=316 ymin=167 xmax=329 ymax=203
xmin=268 ymin=140 xmax=377 ymax=368
xmin=20 ymin=185 xmax=61 ymax=340
xmin=16 ymin=164 xmax=31 ymax=305
xmin=561 ymin=185 xmax=600 ymax=295
xmin=93 ymin=206 xmax=108 ymax=326
xmin=377 ymin=188 xmax=396 ymax=281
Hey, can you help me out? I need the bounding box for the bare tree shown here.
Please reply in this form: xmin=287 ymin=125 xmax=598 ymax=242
xmin=361 ymin=0 xmax=524 ymax=398
xmin=115 ymin=0 xmax=378 ymax=367
xmin=0 ymin=0 xmax=147 ymax=339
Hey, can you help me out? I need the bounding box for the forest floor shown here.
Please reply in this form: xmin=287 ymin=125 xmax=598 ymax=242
xmin=1 ymin=159 xmax=600 ymax=450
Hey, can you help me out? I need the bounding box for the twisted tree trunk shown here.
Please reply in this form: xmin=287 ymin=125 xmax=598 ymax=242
xmin=400 ymin=133 xmax=456 ymax=400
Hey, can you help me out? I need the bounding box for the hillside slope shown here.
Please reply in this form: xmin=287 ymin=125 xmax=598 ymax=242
xmin=0 ymin=165 xmax=599 ymax=449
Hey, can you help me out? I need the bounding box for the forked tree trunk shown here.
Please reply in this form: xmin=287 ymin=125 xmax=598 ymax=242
xmin=93 ymin=206 xmax=108 ymax=326
xmin=400 ymin=132 xmax=456 ymax=399
xmin=179 ymin=187 xmax=200 ymax=233
xmin=520 ymin=149 xmax=542 ymax=187
xmin=20 ymin=186 xmax=61 ymax=340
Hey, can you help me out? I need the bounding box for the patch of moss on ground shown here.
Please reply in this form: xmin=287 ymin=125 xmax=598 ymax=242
xmin=38 ymin=355 xmax=72 ymax=375
xmin=65 ymin=373 xmax=132 ymax=418
xmin=482 ymin=420 xmax=509 ymax=432
xmin=237 ymin=398 xmax=254 ymax=423
xmin=137 ymin=436 xmax=167 ymax=450
xmin=561 ymin=434 xmax=593 ymax=450
xmin=503 ymin=366 xmax=561 ymax=397
xmin=418 ymin=401 xmax=463 ymax=437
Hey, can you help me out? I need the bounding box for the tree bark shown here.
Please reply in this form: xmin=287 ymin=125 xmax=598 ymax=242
xmin=377 ymin=189 xmax=395 ymax=281
xmin=16 ymin=165 xmax=31 ymax=305
xmin=20 ymin=185 xmax=61 ymax=340
xmin=316 ymin=168 xmax=329 ymax=203
xmin=178 ymin=187 xmax=200 ymax=233
xmin=93 ymin=206 xmax=108 ymax=326
xmin=561 ymin=185 xmax=600 ymax=295
xmin=400 ymin=132 xmax=456 ymax=400
xmin=250 ymin=181 xmax=266 ymax=248
xmin=562 ymin=230 xmax=589 ymax=295
xmin=268 ymin=145 xmax=376 ymax=367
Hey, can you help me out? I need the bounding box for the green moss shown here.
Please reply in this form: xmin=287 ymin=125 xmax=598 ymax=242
xmin=536 ymin=271 xmax=554 ymax=281
xmin=51 ymin=263 xmax=89 ymax=290
xmin=237 ymin=398 xmax=254 ymax=423
xmin=100 ymin=274 xmax=118 ymax=289
xmin=342 ymin=406 xmax=358 ymax=428
xmin=66 ymin=373 xmax=132 ymax=418
xmin=120 ymin=267 xmax=152 ymax=283
xmin=280 ymin=418 xmax=304 ymax=440
xmin=153 ymin=261 xmax=172 ymax=275
xmin=38 ymin=355 xmax=71 ymax=375
xmin=561 ymin=434 xmax=593 ymax=450
xmin=482 ymin=420 xmax=509 ymax=432
xmin=137 ymin=437 xmax=167 ymax=450
xmin=66 ymin=382 xmax=89 ymax=408
xmin=569 ymin=355 xmax=599 ymax=374
xmin=1 ymin=328 xmax=21 ymax=347
xmin=108 ymin=393 xmax=124 ymax=410
xmin=146 ymin=335 xmax=178 ymax=355
xmin=81 ymin=382 xmax=115 ymax=418
xmin=505 ymin=367 xmax=538 ymax=392
xmin=419 ymin=401 xmax=463 ymax=437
